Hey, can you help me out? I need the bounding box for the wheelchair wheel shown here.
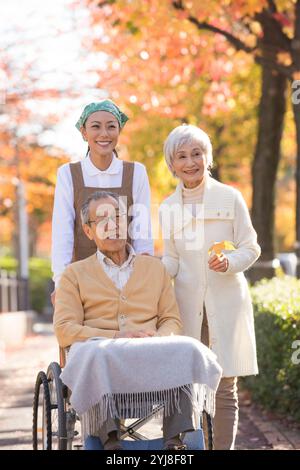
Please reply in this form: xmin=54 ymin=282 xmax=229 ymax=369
xmin=32 ymin=371 xmax=52 ymax=450
xmin=203 ymin=411 xmax=214 ymax=450
xmin=46 ymin=362 xmax=68 ymax=450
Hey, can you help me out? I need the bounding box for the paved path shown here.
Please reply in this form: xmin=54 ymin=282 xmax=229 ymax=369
xmin=0 ymin=325 xmax=299 ymax=450
xmin=0 ymin=324 xmax=57 ymax=450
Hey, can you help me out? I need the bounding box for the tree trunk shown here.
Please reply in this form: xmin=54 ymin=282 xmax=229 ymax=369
xmin=293 ymin=97 xmax=300 ymax=277
xmin=249 ymin=64 xmax=287 ymax=282
xmin=292 ymin=0 xmax=300 ymax=277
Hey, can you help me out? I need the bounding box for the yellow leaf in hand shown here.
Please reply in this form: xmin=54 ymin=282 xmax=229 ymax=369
xmin=208 ymin=240 xmax=236 ymax=257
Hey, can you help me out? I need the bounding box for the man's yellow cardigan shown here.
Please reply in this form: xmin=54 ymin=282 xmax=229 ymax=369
xmin=54 ymin=254 xmax=182 ymax=348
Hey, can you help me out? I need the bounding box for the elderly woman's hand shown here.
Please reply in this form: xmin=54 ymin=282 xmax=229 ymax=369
xmin=208 ymin=253 xmax=229 ymax=273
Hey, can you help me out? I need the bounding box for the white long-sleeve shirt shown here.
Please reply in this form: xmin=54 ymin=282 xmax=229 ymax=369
xmin=51 ymin=154 xmax=153 ymax=288
xmin=96 ymin=244 xmax=136 ymax=291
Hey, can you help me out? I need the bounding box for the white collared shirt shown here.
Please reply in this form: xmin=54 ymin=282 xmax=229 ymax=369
xmin=51 ymin=154 xmax=154 ymax=288
xmin=97 ymin=244 xmax=136 ymax=290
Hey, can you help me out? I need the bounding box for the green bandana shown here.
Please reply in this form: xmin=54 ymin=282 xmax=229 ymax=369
xmin=75 ymin=100 xmax=129 ymax=131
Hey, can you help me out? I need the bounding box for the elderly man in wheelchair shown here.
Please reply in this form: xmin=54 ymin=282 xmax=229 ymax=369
xmin=47 ymin=190 xmax=222 ymax=451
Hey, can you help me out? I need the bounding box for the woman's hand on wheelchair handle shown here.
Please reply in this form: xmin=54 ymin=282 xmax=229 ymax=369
xmin=51 ymin=289 xmax=56 ymax=307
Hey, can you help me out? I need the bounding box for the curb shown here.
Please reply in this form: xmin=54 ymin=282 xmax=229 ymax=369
xmin=0 ymin=310 xmax=38 ymax=349
xmin=242 ymin=402 xmax=300 ymax=450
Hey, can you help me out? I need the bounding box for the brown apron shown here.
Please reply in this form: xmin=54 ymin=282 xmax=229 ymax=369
xmin=69 ymin=159 xmax=134 ymax=262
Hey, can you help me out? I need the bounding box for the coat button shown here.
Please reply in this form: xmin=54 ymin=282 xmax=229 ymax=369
xmin=120 ymin=295 xmax=126 ymax=301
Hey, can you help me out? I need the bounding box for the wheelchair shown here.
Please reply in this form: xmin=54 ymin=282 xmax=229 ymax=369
xmin=32 ymin=350 xmax=214 ymax=451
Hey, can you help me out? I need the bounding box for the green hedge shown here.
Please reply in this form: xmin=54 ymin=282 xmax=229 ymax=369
xmin=0 ymin=257 xmax=53 ymax=314
xmin=244 ymin=276 xmax=300 ymax=421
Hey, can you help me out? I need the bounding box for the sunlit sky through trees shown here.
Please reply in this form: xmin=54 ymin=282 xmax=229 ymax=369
xmin=0 ymin=0 xmax=107 ymax=159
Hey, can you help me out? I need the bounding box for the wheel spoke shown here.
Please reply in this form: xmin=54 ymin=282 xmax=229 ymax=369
xmin=33 ymin=371 xmax=52 ymax=451
xmin=46 ymin=362 xmax=68 ymax=450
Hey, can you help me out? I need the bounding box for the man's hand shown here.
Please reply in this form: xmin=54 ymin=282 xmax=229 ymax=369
xmin=115 ymin=330 xmax=156 ymax=338
xmin=51 ymin=289 xmax=56 ymax=307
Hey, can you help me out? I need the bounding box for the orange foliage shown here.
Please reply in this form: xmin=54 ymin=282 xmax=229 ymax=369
xmin=0 ymin=31 xmax=75 ymax=255
xmin=79 ymin=0 xmax=255 ymax=119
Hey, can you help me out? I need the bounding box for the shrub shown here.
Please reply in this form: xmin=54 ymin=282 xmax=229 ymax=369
xmin=244 ymin=276 xmax=300 ymax=421
xmin=0 ymin=257 xmax=53 ymax=313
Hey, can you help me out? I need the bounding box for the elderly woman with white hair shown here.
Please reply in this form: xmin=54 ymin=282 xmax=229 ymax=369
xmin=159 ymin=124 xmax=261 ymax=450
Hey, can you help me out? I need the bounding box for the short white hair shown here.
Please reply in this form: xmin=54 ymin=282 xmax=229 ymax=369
xmin=163 ymin=124 xmax=213 ymax=175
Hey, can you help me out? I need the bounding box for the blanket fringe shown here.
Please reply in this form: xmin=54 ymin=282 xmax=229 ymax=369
xmin=80 ymin=384 xmax=216 ymax=439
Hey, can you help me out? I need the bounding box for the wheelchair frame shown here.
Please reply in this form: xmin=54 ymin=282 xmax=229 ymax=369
xmin=32 ymin=360 xmax=214 ymax=450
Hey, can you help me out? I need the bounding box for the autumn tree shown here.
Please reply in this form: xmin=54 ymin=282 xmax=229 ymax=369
xmin=79 ymin=0 xmax=300 ymax=279
xmin=0 ymin=119 xmax=68 ymax=258
xmin=0 ymin=30 xmax=72 ymax=260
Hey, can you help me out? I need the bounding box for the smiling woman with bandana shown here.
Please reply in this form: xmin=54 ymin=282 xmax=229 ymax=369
xmin=51 ymin=100 xmax=154 ymax=302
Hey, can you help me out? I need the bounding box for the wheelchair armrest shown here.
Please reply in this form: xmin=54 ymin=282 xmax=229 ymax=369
xmin=59 ymin=346 xmax=70 ymax=368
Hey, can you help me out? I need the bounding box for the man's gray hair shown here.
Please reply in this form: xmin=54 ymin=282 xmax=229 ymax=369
xmin=80 ymin=191 xmax=119 ymax=225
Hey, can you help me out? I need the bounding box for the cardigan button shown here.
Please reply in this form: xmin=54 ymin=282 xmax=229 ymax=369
xmin=120 ymin=295 xmax=126 ymax=301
